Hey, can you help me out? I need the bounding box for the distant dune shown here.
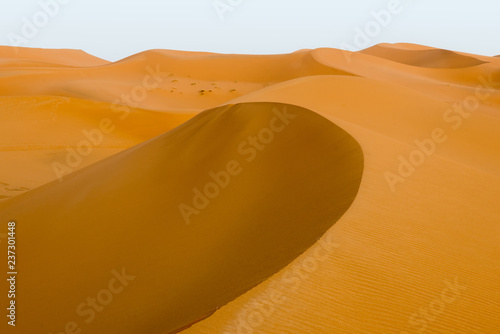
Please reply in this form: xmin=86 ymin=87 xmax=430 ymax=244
xmin=0 ymin=45 xmax=109 ymax=67
xmin=360 ymin=44 xmax=487 ymax=68
xmin=0 ymin=43 xmax=499 ymax=334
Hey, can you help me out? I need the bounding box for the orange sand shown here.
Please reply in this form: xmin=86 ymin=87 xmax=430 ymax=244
xmin=0 ymin=43 xmax=499 ymax=333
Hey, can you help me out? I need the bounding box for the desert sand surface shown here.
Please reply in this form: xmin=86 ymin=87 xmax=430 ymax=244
xmin=0 ymin=43 xmax=499 ymax=333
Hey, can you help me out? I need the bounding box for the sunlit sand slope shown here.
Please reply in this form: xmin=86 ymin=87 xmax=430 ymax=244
xmin=0 ymin=102 xmax=363 ymax=334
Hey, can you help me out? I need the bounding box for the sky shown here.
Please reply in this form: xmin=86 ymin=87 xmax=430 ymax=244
xmin=1 ymin=0 xmax=499 ymax=61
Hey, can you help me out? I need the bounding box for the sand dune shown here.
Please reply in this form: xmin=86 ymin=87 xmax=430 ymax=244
xmin=0 ymin=45 xmax=109 ymax=67
xmin=360 ymin=44 xmax=487 ymax=68
xmin=0 ymin=102 xmax=363 ymax=333
xmin=0 ymin=49 xmax=354 ymax=112
xmin=0 ymin=43 xmax=499 ymax=333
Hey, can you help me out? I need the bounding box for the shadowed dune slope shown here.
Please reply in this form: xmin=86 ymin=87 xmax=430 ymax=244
xmin=360 ymin=44 xmax=487 ymax=68
xmin=0 ymin=102 xmax=364 ymax=334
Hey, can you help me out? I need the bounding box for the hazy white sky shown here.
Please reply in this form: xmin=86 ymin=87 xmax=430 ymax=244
xmin=1 ymin=0 xmax=499 ymax=61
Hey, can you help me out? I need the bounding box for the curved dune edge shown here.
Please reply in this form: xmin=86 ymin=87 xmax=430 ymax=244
xmin=0 ymin=102 xmax=364 ymax=333
xmin=226 ymin=75 xmax=500 ymax=175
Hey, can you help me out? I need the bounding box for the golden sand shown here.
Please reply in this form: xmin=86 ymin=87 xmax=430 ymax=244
xmin=0 ymin=43 xmax=499 ymax=333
